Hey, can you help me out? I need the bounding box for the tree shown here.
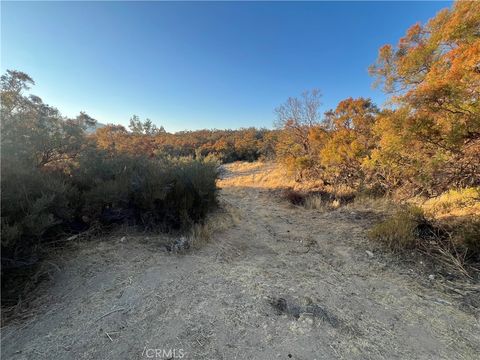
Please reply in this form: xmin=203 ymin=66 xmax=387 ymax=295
xmin=274 ymin=89 xmax=322 ymax=153
xmin=1 ymin=70 xmax=90 ymax=169
xmin=274 ymin=89 xmax=324 ymax=177
xmin=128 ymin=115 xmax=165 ymax=135
xmin=95 ymin=124 xmax=128 ymax=153
xmin=369 ymin=1 xmax=480 ymax=192
xmin=320 ymin=98 xmax=379 ymax=186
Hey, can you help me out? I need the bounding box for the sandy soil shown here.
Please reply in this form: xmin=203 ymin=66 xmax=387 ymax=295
xmin=2 ymin=162 xmax=479 ymax=360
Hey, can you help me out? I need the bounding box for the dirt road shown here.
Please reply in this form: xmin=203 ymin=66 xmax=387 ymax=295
xmin=2 ymin=162 xmax=479 ymax=359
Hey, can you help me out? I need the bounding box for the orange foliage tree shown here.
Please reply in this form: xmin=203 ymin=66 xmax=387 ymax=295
xmin=369 ymin=0 xmax=480 ymax=193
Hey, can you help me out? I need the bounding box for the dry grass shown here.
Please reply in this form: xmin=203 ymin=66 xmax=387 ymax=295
xmin=188 ymin=199 xmax=240 ymax=249
xmin=218 ymin=161 xmax=298 ymax=189
xmin=421 ymin=187 xmax=480 ymax=219
xmin=304 ymin=195 xmax=323 ymax=209
xmin=218 ymin=161 xmax=333 ymax=191
xmin=349 ymin=195 xmax=397 ymax=215
xmin=282 ymin=189 xmax=306 ymax=206
xmin=420 ymin=187 xmax=480 ymax=269
xmin=222 ymin=162 xmax=480 ymax=276
xmin=368 ymin=201 xmax=480 ymax=276
xmin=303 ymin=195 xmax=341 ymax=211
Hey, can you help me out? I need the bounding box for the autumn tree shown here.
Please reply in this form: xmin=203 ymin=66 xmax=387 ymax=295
xmin=94 ymin=124 xmax=129 ymax=153
xmin=320 ymin=98 xmax=379 ymax=186
xmin=369 ymin=0 xmax=480 ymax=192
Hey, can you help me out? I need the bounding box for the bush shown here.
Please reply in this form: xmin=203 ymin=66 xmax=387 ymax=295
xmin=368 ymin=203 xmax=480 ymax=274
xmin=1 ymin=151 xmax=218 ymax=272
xmin=282 ymin=189 xmax=306 ymax=206
xmin=368 ymin=206 xmax=428 ymax=251
xmin=449 ymin=219 xmax=480 ymax=262
xmin=72 ymin=150 xmax=218 ymax=229
xmin=1 ymin=161 xmax=79 ymax=266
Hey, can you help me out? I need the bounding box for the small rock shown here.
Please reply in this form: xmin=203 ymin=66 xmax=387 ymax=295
xmin=434 ymin=298 xmax=451 ymax=305
xmin=299 ymin=314 xmax=314 ymax=325
xmin=172 ymin=236 xmax=190 ymax=252
xmin=365 ymin=250 xmax=374 ymax=258
xmin=428 ymin=274 xmax=435 ymax=280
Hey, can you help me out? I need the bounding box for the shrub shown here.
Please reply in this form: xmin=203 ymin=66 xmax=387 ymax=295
xmin=368 ymin=206 xmax=429 ymax=251
xmin=283 ymin=189 xmax=305 ymax=206
xmin=1 ymin=161 xmax=79 ymax=266
xmin=73 ymin=152 xmax=218 ymax=230
xmin=449 ymin=219 xmax=480 ymax=262
xmin=368 ymin=203 xmax=480 ymax=274
xmin=1 ymin=152 xmax=219 ymax=269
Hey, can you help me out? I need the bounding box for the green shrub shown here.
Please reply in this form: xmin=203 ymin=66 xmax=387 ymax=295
xmin=72 ymin=151 xmax=218 ymax=229
xmin=1 ymin=150 xmax=218 ymax=269
xmin=1 ymin=161 xmax=78 ymax=262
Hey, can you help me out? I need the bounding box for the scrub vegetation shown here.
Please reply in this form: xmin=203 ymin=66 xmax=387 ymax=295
xmin=1 ymin=2 xmax=479 ymax=352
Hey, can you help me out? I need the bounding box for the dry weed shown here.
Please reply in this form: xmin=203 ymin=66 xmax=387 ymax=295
xmin=188 ymin=201 xmax=238 ymax=249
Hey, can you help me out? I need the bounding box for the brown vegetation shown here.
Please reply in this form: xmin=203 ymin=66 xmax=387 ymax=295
xmin=269 ymin=1 xmax=479 ymax=272
xmin=274 ymin=2 xmax=479 ymax=197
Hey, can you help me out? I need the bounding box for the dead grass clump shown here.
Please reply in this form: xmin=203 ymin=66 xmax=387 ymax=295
xmin=304 ymin=195 xmax=323 ymax=210
xmin=350 ymin=194 xmax=397 ymax=215
xmin=369 ymin=204 xmax=480 ymax=277
xmin=187 ymin=201 xmax=239 ymax=249
xmin=284 ymin=187 xmax=355 ymax=210
xmin=304 ymin=195 xmax=341 ymax=210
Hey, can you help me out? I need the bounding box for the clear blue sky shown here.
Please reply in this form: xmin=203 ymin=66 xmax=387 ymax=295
xmin=2 ymin=1 xmax=450 ymax=132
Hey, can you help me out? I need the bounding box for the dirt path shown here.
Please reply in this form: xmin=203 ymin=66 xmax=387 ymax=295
xmin=2 ymin=162 xmax=479 ymax=360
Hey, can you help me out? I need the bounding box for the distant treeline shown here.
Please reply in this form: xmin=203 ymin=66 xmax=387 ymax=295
xmin=94 ymin=121 xmax=279 ymax=163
